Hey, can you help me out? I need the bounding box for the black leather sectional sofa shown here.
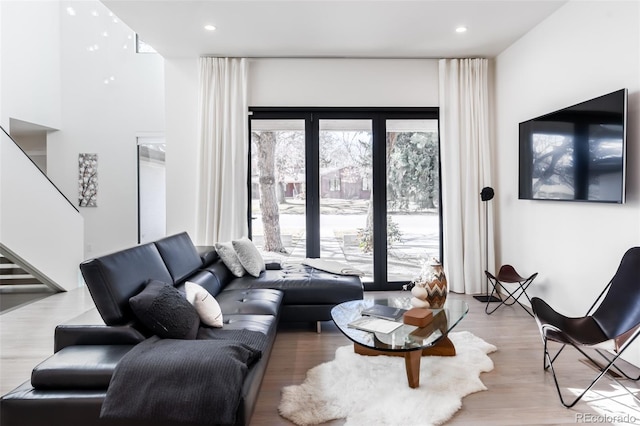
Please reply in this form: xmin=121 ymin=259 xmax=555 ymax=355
xmin=0 ymin=232 xmax=363 ymax=426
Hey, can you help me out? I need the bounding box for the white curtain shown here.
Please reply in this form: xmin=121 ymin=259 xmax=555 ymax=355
xmin=196 ymin=57 xmax=248 ymax=244
xmin=438 ymin=58 xmax=493 ymax=294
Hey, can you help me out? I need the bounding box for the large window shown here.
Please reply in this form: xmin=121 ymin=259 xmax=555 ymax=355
xmin=319 ymin=119 xmax=374 ymax=278
xmin=249 ymin=108 xmax=440 ymax=290
xmin=250 ymin=119 xmax=306 ymax=257
xmin=386 ymin=119 xmax=440 ymax=281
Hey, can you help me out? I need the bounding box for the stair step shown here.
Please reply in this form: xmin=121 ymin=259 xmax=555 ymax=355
xmin=0 ymin=283 xmax=54 ymax=293
xmin=0 ymin=277 xmax=42 ymax=285
xmin=0 ymin=266 xmax=30 ymax=274
xmin=0 ymin=256 xmax=44 ymax=287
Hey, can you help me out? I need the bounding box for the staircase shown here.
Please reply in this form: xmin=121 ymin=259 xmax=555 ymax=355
xmin=1 ymin=125 xmax=84 ymax=294
xmin=0 ymin=254 xmax=56 ymax=313
xmin=0 ymin=255 xmax=47 ymax=289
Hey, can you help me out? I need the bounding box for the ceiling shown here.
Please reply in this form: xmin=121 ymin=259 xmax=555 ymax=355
xmin=102 ymin=0 xmax=567 ymax=59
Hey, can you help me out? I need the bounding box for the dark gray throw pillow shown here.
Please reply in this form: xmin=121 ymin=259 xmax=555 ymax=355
xmin=129 ymin=280 xmax=200 ymax=340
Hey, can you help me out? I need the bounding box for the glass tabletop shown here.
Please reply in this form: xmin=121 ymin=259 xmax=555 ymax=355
xmin=331 ymin=297 xmax=469 ymax=352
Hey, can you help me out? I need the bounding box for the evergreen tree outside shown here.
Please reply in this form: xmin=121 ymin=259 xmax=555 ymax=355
xmin=387 ymin=131 xmax=439 ymax=212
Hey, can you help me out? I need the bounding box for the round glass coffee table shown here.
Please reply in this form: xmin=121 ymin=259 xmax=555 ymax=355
xmin=331 ymin=297 xmax=469 ymax=388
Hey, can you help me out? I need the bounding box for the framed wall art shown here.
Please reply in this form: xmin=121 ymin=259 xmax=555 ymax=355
xmin=78 ymin=153 xmax=98 ymax=207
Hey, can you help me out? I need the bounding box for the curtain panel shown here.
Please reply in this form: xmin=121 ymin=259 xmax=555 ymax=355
xmin=196 ymin=57 xmax=248 ymax=244
xmin=438 ymin=58 xmax=493 ymax=294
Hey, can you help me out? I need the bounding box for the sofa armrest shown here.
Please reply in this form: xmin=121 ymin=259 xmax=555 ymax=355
xmin=54 ymin=324 xmax=146 ymax=352
xmin=265 ymin=262 xmax=282 ymax=270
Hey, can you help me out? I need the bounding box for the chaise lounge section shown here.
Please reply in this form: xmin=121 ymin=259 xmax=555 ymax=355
xmin=0 ymin=232 xmax=363 ymax=426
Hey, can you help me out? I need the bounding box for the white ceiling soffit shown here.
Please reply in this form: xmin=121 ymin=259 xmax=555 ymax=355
xmin=9 ymin=118 xmax=56 ymax=137
xmin=101 ymin=0 xmax=567 ymax=59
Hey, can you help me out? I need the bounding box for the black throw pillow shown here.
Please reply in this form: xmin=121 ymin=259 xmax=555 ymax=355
xmin=129 ymin=280 xmax=200 ymax=339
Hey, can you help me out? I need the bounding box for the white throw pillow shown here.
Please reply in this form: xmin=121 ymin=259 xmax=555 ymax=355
xmin=184 ymin=282 xmax=223 ymax=328
xmin=232 ymin=237 xmax=265 ymax=278
xmin=215 ymin=241 xmax=246 ymax=277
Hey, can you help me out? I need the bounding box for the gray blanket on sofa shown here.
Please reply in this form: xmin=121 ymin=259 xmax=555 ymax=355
xmin=100 ymin=329 xmax=266 ymax=425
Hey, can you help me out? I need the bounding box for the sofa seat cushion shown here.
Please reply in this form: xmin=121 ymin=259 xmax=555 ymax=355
xmin=31 ymin=345 xmax=135 ymax=390
xmin=224 ymin=264 xmax=363 ymax=305
xmin=100 ymin=334 xmax=266 ymax=426
xmin=215 ymin=289 xmax=283 ymax=317
xmin=197 ymin=314 xmax=278 ymax=340
xmin=0 ymin=382 xmax=110 ymax=426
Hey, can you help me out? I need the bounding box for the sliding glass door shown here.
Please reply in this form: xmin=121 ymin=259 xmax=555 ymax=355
xmin=250 ymin=119 xmax=307 ymax=260
xmin=249 ymin=108 xmax=439 ymax=289
xmin=386 ymin=119 xmax=440 ymax=281
xmin=319 ymin=119 xmax=373 ymax=277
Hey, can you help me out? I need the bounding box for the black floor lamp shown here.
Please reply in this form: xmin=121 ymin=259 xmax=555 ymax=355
xmin=474 ymin=187 xmax=500 ymax=303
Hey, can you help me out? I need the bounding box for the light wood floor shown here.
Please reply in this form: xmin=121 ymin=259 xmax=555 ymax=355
xmin=2 ymin=289 xmax=639 ymax=425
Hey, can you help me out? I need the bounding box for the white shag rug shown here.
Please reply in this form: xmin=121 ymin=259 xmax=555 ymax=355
xmin=279 ymin=331 xmax=496 ymax=426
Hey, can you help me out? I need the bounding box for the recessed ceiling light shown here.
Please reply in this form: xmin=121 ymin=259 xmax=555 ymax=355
xmin=204 ymin=24 xmax=216 ymax=31
xmin=456 ymin=26 xmax=468 ymax=33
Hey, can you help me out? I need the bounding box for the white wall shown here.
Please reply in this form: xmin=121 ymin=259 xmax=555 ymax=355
xmin=165 ymin=57 xmax=439 ymax=241
xmin=1 ymin=0 xmax=164 ymax=260
xmin=46 ymin=0 xmax=165 ymax=258
xmin=0 ymin=1 xmax=61 ymax=130
xmin=0 ymin=1 xmax=84 ymax=291
xmin=165 ymin=57 xmax=199 ymax=240
xmin=1 ymin=130 xmax=84 ymax=291
xmin=495 ymin=0 xmax=639 ymax=341
xmin=249 ymin=58 xmax=439 ymax=107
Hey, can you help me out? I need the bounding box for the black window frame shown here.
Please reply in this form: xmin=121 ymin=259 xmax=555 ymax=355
xmin=248 ymin=107 xmax=441 ymax=291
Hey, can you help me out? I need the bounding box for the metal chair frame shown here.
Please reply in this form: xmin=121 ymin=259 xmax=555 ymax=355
xmin=484 ymin=265 xmax=538 ymax=317
xmin=538 ymin=281 xmax=640 ymax=407
xmin=532 ymin=248 xmax=640 ymax=408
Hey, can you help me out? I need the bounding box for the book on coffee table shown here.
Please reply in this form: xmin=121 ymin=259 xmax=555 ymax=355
xmin=361 ymin=305 xmax=407 ymax=321
xmin=348 ymin=317 xmax=403 ymax=334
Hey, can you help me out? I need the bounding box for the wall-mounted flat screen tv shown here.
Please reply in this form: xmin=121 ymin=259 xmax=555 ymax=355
xmin=519 ymin=88 xmax=627 ymax=203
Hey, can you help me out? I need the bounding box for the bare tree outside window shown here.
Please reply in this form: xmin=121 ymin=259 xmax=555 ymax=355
xmin=253 ymin=131 xmax=286 ymax=253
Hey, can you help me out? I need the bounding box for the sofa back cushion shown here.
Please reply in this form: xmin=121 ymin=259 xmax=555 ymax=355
xmin=203 ymin=260 xmax=236 ymax=290
xmin=154 ymin=232 xmax=202 ymax=283
xmin=182 ymin=270 xmax=224 ymax=297
xmin=80 ymin=243 xmax=173 ymax=326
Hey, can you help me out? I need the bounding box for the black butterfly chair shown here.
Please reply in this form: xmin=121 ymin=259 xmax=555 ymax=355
xmin=484 ymin=265 xmax=538 ymax=317
xmin=531 ymin=247 xmax=640 ymax=408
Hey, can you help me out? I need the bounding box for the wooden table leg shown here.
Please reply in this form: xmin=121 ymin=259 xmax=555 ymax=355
xmin=405 ymin=350 xmax=422 ymax=388
xmin=421 ymin=336 xmax=456 ymax=356
xmin=353 ymin=336 xmax=456 ymax=389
